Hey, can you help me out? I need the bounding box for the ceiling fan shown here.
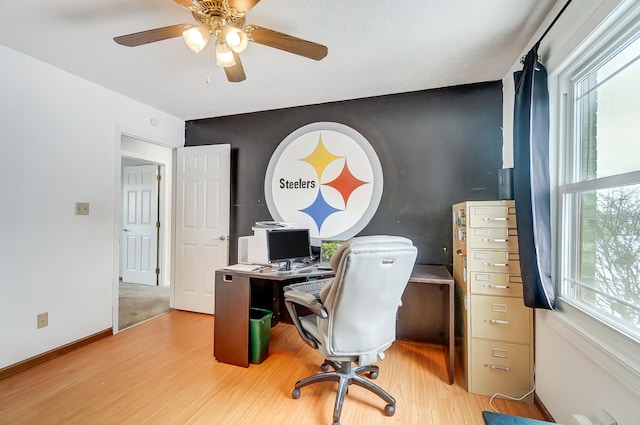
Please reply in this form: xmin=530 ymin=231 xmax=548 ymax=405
xmin=113 ymin=0 xmax=328 ymax=83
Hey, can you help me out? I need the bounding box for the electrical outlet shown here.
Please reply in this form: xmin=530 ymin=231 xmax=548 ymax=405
xmin=75 ymin=202 xmax=89 ymax=215
xmin=37 ymin=312 xmax=48 ymax=329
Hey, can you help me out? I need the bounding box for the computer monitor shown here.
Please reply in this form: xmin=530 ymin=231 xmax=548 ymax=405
xmin=266 ymin=228 xmax=311 ymax=269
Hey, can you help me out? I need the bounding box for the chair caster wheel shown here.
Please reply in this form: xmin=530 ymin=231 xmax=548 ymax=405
xmin=369 ymin=371 xmax=378 ymax=379
xmin=292 ymin=388 xmax=300 ymax=399
xmin=385 ymin=404 xmax=395 ymax=416
xmin=321 ymin=363 xmax=330 ymax=372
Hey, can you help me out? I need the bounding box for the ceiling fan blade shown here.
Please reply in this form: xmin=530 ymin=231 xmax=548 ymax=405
xmin=224 ymin=53 xmax=246 ymax=82
xmin=227 ymin=0 xmax=261 ymax=12
xmin=248 ymin=26 xmax=327 ymax=61
xmin=114 ymin=24 xmax=194 ymax=47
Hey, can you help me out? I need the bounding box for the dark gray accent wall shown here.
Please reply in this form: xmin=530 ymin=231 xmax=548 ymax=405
xmin=185 ymin=81 xmax=503 ymax=266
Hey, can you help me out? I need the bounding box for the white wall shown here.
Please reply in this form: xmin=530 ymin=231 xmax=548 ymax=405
xmin=0 ymin=44 xmax=184 ymax=369
xmin=501 ymin=1 xmax=640 ymax=424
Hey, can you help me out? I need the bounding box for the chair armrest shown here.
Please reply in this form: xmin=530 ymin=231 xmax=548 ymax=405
xmin=284 ymin=291 xmax=328 ymax=318
xmin=284 ymin=291 xmax=328 ymax=349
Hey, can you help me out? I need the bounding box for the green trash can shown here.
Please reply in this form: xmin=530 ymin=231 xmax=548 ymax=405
xmin=249 ymin=308 xmax=272 ymax=364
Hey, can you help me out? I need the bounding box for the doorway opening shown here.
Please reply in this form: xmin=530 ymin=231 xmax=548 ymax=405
xmin=117 ymin=135 xmax=174 ymax=331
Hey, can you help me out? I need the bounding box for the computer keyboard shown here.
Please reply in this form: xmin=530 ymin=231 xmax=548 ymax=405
xmin=284 ymin=278 xmax=333 ymax=299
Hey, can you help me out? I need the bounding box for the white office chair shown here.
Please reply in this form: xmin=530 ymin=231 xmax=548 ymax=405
xmin=284 ymin=235 xmax=418 ymax=425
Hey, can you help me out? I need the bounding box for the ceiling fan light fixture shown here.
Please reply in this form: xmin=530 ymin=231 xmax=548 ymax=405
xmin=114 ymin=0 xmax=329 ymax=82
xmin=216 ymin=40 xmax=236 ymax=67
xmin=222 ymin=26 xmax=249 ymax=53
xmin=183 ymin=26 xmax=210 ymax=53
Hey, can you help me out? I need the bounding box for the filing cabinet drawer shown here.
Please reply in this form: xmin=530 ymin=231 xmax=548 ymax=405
xmin=470 ymin=338 xmax=532 ymax=388
xmin=467 ymin=227 xmax=519 ymax=251
xmin=470 ymin=272 xmax=523 ymax=297
xmin=470 ymin=295 xmax=531 ymax=344
xmin=467 ymin=250 xmax=521 ymax=274
xmin=468 ymin=204 xmax=516 ymax=228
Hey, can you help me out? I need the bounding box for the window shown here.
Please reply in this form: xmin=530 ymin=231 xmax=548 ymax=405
xmin=558 ymin=15 xmax=640 ymax=342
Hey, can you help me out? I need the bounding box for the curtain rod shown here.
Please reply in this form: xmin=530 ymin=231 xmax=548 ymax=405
xmin=536 ymin=0 xmax=573 ymax=46
xmin=521 ymin=0 xmax=573 ymax=63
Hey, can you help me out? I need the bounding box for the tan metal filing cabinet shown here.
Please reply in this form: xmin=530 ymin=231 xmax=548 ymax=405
xmin=452 ymin=200 xmax=534 ymax=402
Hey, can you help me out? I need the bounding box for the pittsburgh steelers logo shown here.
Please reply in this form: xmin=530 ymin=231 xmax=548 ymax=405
xmin=265 ymin=122 xmax=383 ymax=246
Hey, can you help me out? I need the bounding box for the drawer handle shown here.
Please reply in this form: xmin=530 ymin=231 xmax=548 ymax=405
xmin=487 ymin=319 xmax=510 ymax=325
xmin=484 ymin=284 xmax=510 ymax=289
xmin=223 ymin=274 xmax=233 ymax=282
xmin=483 ymin=238 xmax=508 ymax=243
xmin=483 ymin=262 xmax=508 ymax=267
xmin=485 ymin=364 xmax=511 ymax=372
xmin=483 ymin=217 xmax=508 ymax=221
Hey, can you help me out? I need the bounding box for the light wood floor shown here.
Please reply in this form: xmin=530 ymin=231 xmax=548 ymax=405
xmin=0 ymin=310 xmax=546 ymax=424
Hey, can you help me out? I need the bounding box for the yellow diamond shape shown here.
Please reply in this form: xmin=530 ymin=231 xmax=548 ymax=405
xmin=300 ymin=134 xmax=343 ymax=178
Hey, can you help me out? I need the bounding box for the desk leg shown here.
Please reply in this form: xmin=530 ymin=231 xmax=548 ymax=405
xmin=445 ymin=284 xmax=454 ymax=384
xmin=214 ymin=273 xmax=250 ymax=367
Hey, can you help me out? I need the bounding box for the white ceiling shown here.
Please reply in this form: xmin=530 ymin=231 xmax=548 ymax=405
xmin=0 ymin=0 xmax=558 ymax=121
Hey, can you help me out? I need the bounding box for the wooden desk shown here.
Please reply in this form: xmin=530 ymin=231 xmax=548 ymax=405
xmin=214 ymin=266 xmax=332 ymax=367
xmin=214 ymin=264 xmax=454 ymax=385
xmin=397 ymin=265 xmax=454 ymax=384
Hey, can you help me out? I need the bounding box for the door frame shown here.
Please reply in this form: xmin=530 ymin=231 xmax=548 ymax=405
xmin=113 ymin=130 xmax=175 ymax=334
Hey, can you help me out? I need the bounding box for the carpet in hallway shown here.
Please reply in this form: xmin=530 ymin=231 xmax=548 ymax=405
xmin=119 ymin=282 xmax=171 ymax=330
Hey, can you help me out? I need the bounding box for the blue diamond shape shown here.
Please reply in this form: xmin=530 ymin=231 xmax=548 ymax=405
xmin=300 ymin=190 xmax=342 ymax=232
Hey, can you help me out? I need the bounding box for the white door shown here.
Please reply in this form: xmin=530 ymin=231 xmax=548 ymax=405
xmin=174 ymin=144 xmax=230 ymax=314
xmin=121 ymin=165 xmax=159 ymax=285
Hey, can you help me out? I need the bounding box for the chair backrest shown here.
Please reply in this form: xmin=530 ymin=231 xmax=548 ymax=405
xmin=317 ymin=235 xmax=417 ymax=359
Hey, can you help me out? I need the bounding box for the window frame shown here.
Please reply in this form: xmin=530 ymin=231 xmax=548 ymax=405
xmin=552 ymin=1 xmax=640 ymax=392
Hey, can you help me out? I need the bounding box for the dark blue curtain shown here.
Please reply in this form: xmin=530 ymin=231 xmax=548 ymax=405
xmin=513 ymin=42 xmax=555 ymax=309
